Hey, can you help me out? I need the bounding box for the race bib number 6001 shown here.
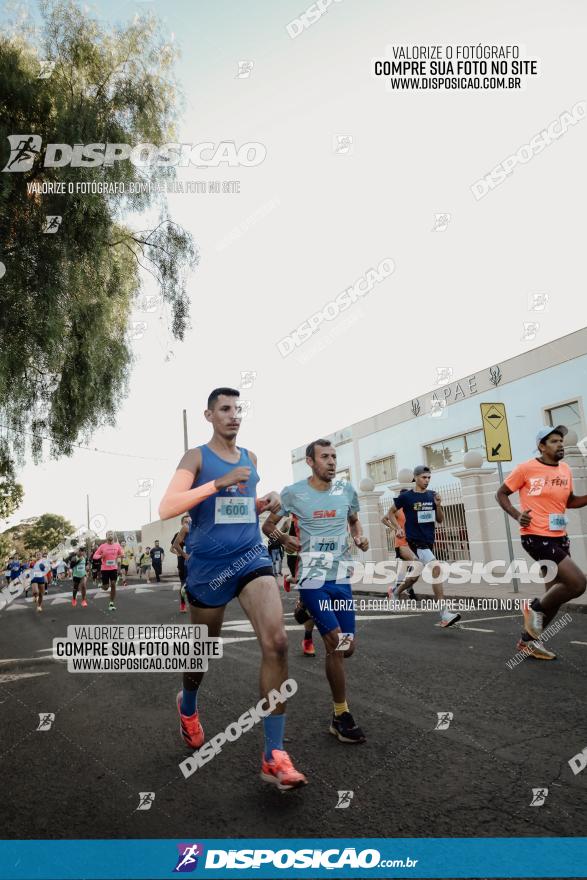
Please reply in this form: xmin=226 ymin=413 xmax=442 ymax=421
xmin=215 ymin=496 xmax=256 ymax=524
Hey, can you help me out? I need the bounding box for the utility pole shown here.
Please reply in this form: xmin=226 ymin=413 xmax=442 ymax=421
xmin=183 ymin=409 xmax=189 ymax=452
xmin=86 ymin=494 xmax=91 ymax=556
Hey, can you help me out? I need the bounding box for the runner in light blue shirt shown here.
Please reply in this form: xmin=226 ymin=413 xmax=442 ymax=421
xmin=263 ymin=438 xmax=369 ymax=745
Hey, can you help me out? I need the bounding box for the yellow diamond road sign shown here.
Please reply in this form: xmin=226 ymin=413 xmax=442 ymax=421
xmin=480 ymin=402 xmax=512 ymax=462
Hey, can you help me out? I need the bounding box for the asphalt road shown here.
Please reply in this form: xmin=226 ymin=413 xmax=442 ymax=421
xmin=1 ymin=575 xmax=586 ymax=842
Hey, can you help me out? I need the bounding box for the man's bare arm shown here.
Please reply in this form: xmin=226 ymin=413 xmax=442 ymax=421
xmin=496 ymin=483 xmax=532 ymax=527
xmin=381 ymin=504 xmax=400 ymax=531
xmin=567 ymin=491 xmax=587 ymax=509
xmin=348 ymin=512 xmax=369 ymax=551
xmin=172 ymin=524 xmax=189 ymax=558
xmin=262 ymin=511 xmax=285 ymax=539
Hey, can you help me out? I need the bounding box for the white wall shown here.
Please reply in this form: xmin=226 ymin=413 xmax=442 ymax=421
xmin=293 ymin=356 xmax=587 ymax=492
xmin=140 ymin=517 xmax=184 ymax=576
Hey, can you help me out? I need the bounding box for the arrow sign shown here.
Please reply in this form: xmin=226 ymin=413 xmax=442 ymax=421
xmin=480 ymin=403 xmax=512 ymax=462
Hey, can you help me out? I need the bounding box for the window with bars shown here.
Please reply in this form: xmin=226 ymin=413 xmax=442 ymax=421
xmin=424 ymin=429 xmax=485 ymax=470
xmin=366 ymin=455 xmax=397 ymax=484
xmin=545 ymin=401 xmax=582 ymax=438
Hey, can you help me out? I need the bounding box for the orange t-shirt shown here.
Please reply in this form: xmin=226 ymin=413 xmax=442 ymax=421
xmin=504 ymin=458 xmax=573 ymax=537
xmin=394 ymin=508 xmax=408 ymax=548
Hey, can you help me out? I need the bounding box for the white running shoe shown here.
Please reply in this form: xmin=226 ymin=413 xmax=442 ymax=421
xmin=439 ymin=611 xmax=461 ymax=628
xmin=522 ymin=600 xmax=544 ymax=639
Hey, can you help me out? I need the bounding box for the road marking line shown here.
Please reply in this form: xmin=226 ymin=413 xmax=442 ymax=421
xmin=223 ymin=614 xmax=418 ymax=634
xmin=355 ymin=614 xmax=419 ymax=621
xmin=459 ymin=627 xmax=494 ymax=633
xmin=457 ymin=614 xmax=519 ymax=624
xmin=0 ymin=671 xmax=51 ymax=684
xmin=0 ymin=658 xmax=63 ymax=666
xmin=221 ymin=636 xmax=258 ymax=644
xmin=570 ymin=641 xmax=587 ymax=646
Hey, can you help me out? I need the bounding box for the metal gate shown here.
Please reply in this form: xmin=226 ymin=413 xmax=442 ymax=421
xmin=378 ymin=482 xmax=469 ymax=562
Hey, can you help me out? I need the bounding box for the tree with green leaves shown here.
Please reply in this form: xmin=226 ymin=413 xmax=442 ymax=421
xmin=0 ymin=525 xmax=30 ymax=563
xmin=0 ymin=0 xmax=198 ymax=476
xmin=22 ymin=513 xmax=75 ymax=552
xmin=0 ymin=452 xmax=24 ymax=520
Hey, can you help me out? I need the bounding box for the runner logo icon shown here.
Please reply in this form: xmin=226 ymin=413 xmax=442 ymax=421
xmin=3 ymin=135 xmax=42 ymax=171
xmin=174 ymin=843 xmax=204 ymax=872
xmin=335 ymin=790 xmax=354 ymax=809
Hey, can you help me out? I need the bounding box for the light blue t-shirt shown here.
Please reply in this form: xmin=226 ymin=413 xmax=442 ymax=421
xmin=279 ymin=478 xmax=360 ymax=583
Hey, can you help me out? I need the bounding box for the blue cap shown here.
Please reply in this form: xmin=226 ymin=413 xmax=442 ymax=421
xmin=536 ymin=424 xmax=567 ymax=448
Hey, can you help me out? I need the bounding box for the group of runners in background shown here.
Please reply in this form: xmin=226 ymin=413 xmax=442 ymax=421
xmin=2 ymin=537 xmax=170 ymax=613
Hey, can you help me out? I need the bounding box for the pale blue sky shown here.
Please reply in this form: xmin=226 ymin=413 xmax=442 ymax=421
xmin=2 ymin=0 xmax=586 ymax=533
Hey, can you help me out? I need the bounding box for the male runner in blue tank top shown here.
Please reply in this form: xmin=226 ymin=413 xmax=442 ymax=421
xmin=159 ymin=387 xmax=307 ymax=790
xmin=263 ymin=439 xmax=369 ymax=744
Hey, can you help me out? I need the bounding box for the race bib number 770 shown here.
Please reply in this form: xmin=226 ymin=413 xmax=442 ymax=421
xmin=309 ymin=534 xmax=347 ymax=555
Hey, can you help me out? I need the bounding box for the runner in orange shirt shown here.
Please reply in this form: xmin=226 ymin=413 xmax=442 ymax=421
xmin=496 ymin=425 xmax=587 ymax=660
xmin=382 ymin=490 xmax=419 ymax=602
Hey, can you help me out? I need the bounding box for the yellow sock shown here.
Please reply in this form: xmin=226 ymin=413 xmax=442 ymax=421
xmin=334 ymin=700 xmax=349 ymax=716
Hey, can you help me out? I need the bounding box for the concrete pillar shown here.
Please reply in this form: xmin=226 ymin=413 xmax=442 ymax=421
xmin=357 ymin=478 xmax=388 ymax=564
xmin=561 ymin=436 xmax=587 ymax=572
xmin=141 ymin=517 xmax=183 ymax=576
xmin=452 ymin=464 xmax=517 ymax=565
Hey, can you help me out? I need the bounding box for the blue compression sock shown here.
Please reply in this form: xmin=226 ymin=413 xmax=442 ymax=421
xmin=180 ymin=687 xmax=198 ymax=716
xmin=263 ymin=713 xmax=286 ymax=760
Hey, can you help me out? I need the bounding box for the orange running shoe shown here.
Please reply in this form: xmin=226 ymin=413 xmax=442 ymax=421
xmin=71 ymin=597 xmax=77 ymax=607
xmin=81 ymin=599 xmax=88 ymax=608
xmin=283 ymin=576 xmax=291 ymax=593
xmin=176 ymin=691 xmax=204 ymax=749
xmin=302 ymin=638 xmax=315 ymax=657
xmin=260 ymin=749 xmax=308 ymax=791
xmin=515 ymin=639 xmax=556 ymax=660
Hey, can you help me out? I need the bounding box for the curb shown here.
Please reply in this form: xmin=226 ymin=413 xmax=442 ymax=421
xmin=0 ymin=656 xmax=62 ymax=672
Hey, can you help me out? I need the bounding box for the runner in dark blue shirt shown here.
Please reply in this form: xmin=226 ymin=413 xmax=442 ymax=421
xmin=387 ymin=466 xmax=460 ymax=628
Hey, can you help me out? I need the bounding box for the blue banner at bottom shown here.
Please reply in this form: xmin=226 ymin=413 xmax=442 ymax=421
xmin=0 ymin=838 xmax=586 ymax=879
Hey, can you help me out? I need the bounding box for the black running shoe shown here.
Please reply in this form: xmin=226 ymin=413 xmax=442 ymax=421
xmin=329 ymin=712 xmax=366 ymax=744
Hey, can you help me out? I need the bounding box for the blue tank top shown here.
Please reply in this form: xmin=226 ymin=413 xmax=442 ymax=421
xmin=186 ymin=445 xmax=263 ymax=568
